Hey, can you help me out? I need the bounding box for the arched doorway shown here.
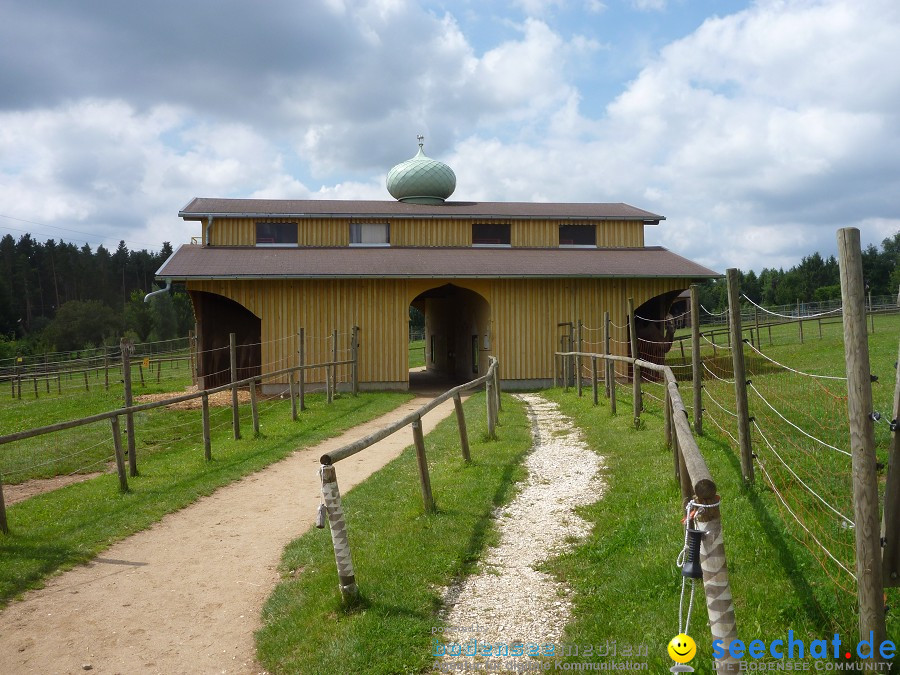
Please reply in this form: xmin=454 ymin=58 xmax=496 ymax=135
xmin=188 ymin=290 xmax=261 ymax=388
xmin=409 ymin=284 xmax=491 ymax=389
xmin=630 ymin=289 xmax=685 ymax=379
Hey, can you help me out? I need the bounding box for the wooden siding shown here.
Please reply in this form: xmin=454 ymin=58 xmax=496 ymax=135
xmin=187 ymin=276 xmax=690 ymax=385
xmin=204 ymin=217 xmax=644 ymax=248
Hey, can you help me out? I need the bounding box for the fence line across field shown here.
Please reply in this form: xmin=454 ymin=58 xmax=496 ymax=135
xmin=317 ymin=357 xmax=501 ymax=603
xmin=0 ymin=328 xmax=360 ymax=534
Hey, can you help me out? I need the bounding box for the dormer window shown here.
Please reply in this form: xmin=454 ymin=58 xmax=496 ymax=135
xmin=350 ymin=223 xmax=390 ymax=246
xmin=472 ymin=223 xmax=511 ymax=247
xmin=256 ymin=222 xmax=298 ymax=247
xmin=559 ymin=224 xmax=596 ymax=248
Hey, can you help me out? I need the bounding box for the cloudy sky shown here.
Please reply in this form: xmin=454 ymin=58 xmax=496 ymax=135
xmin=1 ymin=0 xmax=898 ymax=273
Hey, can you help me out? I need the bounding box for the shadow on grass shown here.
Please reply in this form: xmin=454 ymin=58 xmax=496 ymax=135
xmin=704 ymin=433 xmax=832 ymax=632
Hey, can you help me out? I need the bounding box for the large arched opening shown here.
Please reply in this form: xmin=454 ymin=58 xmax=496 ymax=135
xmin=630 ymin=289 xmax=685 ymax=379
xmin=188 ymin=290 xmax=261 ymax=388
xmin=409 ymin=284 xmax=491 ymax=391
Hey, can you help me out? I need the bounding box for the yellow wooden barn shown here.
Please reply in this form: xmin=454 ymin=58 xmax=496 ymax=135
xmin=156 ymin=140 xmax=718 ymax=391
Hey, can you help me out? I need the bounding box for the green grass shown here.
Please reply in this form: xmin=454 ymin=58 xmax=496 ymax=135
xmin=542 ymin=387 xmax=899 ymax=672
xmin=0 ymin=391 xmax=411 ymax=606
xmin=409 ymin=339 xmax=426 ymax=369
xmin=544 ymin=314 xmax=900 ymax=671
xmin=255 ymin=392 xmax=532 ymax=675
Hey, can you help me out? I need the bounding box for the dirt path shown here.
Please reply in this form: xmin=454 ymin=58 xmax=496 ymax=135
xmin=0 ymin=396 xmax=457 ymax=675
xmin=440 ymin=393 xmax=604 ymax=670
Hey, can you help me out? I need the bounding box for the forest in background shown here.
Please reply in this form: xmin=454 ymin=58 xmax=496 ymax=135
xmin=1 ymin=230 xmax=898 ymax=359
xmin=0 ymin=234 xmax=193 ymax=359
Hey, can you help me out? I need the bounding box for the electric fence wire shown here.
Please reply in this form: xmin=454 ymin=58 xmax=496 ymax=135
xmin=744 ymin=341 xmax=847 ymax=380
xmin=755 ymin=454 xmax=857 ymax=582
xmin=741 ymin=294 xmax=844 ymax=320
xmin=751 ymin=419 xmax=853 ymax=526
xmin=748 ymin=383 xmax=850 ymax=457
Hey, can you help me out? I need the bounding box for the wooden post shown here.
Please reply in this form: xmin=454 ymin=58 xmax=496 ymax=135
xmin=453 ymin=393 xmax=470 ymax=462
xmin=604 ymin=311 xmax=611 ymax=399
xmin=156 ymin=360 xmax=161 ymax=384
xmin=797 ymin=300 xmax=804 ymax=344
xmin=229 ymin=332 xmax=241 ymax=440
xmin=320 ymin=465 xmax=359 ymax=603
xmin=104 ymin=348 xmax=109 ymax=390
xmin=201 ymin=391 xmax=211 ymax=461
xmin=486 ymin=375 xmax=496 ymax=439
xmin=663 ymin=384 xmax=672 ymax=449
xmin=84 ymin=371 xmax=89 ymax=391
xmin=679 ymin=339 xmax=686 ymax=366
xmin=609 ymin=357 xmax=617 ymax=416
xmin=57 ymin=373 xmax=61 ymax=394
xmin=627 ymin=297 xmax=641 ymax=426
xmin=351 ymin=325 xmax=359 ymax=396
xmin=576 ymin=320 xmax=583 ymax=397
xmin=298 ymin=328 xmax=306 ymax=412
xmin=16 ymin=369 xmax=21 ymax=399
xmin=882 ymin=334 xmax=900 ymax=587
xmin=837 ymin=227 xmax=888 ymax=652
xmin=331 ymin=328 xmax=338 ymax=400
xmin=121 ymin=339 xmax=137 ymax=477
xmin=138 ymin=363 xmax=145 ymax=387
xmin=110 ymin=416 xmax=129 ymax=493
xmin=691 ymin=285 xmax=703 ymax=435
xmin=726 ymin=269 xmax=754 ymax=482
xmin=591 ymin=356 xmax=599 ymax=405
xmin=493 ymin=360 xmax=502 ymax=412
xmin=290 ymin=371 xmax=298 ymax=421
xmin=33 ymin=376 xmax=38 ymax=398
xmin=412 ymin=416 xmax=435 ymax=513
xmin=0 ymin=470 xmax=8 ymax=534
xmin=250 ymin=378 xmax=259 ymax=436
xmin=754 ymin=308 xmax=761 ymax=351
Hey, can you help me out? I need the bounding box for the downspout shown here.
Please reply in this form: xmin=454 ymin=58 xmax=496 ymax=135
xmin=205 ymin=216 xmax=214 ymax=246
xmin=144 ymin=279 xmax=172 ymax=303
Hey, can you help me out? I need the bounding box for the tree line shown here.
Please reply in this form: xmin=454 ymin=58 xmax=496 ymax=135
xmin=695 ymin=232 xmax=900 ymax=312
xmin=0 ymin=234 xmax=193 ymax=359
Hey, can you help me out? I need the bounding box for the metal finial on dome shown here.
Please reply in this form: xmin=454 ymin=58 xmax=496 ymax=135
xmin=386 ymin=137 xmax=456 ymax=205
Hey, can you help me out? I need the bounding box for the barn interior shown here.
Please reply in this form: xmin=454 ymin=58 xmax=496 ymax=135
xmin=189 ymin=291 xmax=262 ymax=388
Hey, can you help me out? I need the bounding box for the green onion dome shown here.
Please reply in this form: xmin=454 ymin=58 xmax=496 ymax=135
xmin=386 ymin=137 xmax=456 ymax=204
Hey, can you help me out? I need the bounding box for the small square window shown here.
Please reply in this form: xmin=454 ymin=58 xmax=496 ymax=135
xmin=256 ymin=222 xmax=297 ymax=246
xmin=559 ymin=224 xmax=596 ymax=247
xmin=472 ymin=223 xmax=511 ymax=246
xmin=350 ymin=223 xmax=390 ymax=246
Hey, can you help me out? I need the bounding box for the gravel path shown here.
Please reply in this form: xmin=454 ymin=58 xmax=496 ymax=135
xmin=0 ymin=396 xmax=458 ymax=675
xmin=439 ymin=393 xmax=604 ymax=669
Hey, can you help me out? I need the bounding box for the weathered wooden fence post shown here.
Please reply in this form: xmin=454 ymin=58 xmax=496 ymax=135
xmin=104 ymin=348 xmax=110 ymax=390
xmin=229 ymin=332 xmax=241 ymax=440
xmin=691 ymin=285 xmax=703 ymax=435
xmin=320 ymin=464 xmax=359 ymax=603
xmin=454 ymin=393 xmax=471 ymax=462
xmin=84 ymin=371 xmax=90 ymax=391
xmin=486 ymin=373 xmax=497 ymax=439
xmin=726 ymin=269 xmax=754 ymax=482
xmin=411 ymin=416 xmax=435 ymax=513
xmin=576 ymin=319 xmax=583 ymax=397
xmin=351 ymin=325 xmax=359 ymax=396
xmin=290 ymin=369 xmax=298 ymax=421
xmin=627 ymin=297 xmax=641 ymax=426
xmin=603 ymin=310 xmax=611 ymax=399
xmin=121 ymin=338 xmax=138 ymax=477
xmin=110 ymin=416 xmax=129 ymax=493
xmin=33 ymin=376 xmax=38 ymax=399
xmin=298 ymin=328 xmax=306 ymax=412
xmin=837 ymin=227 xmax=888 ymax=655
xmin=201 ymin=391 xmax=211 ymax=461
xmin=331 ymin=328 xmax=338 ymax=401
xmin=0 ymin=470 xmax=8 ymax=534
xmin=797 ymin=299 xmax=804 ymax=344
xmin=882 ymin=334 xmax=900 ymax=587
xmin=250 ymin=377 xmax=260 ymax=436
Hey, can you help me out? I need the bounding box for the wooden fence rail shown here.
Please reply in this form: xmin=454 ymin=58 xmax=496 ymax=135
xmin=318 ymin=357 xmax=500 ymax=603
xmin=556 ymin=349 xmax=741 ymax=673
xmin=0 ymin=351 xmax=358 ymax=535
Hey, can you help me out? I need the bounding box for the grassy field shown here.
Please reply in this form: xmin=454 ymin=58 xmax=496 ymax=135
xmin=542 ymin=312 xmax=899 ymax=670
xmin=0 ymin=391 xmax=411 ymax=606
xmin=409 ymin=339 xmax=426 ymax=369
xmin=256 ymin=392 xmax=533 ymax=675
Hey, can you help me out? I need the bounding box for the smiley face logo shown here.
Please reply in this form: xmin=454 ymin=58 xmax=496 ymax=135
xmin=667 ymin=633 xmax=696 ymax=663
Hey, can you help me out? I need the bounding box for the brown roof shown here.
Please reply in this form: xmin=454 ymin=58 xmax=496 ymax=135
xmin=179 ymin=198 xmax=664 ymax=222
xmin=157 ymin=245 xmax=719 ymax=280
